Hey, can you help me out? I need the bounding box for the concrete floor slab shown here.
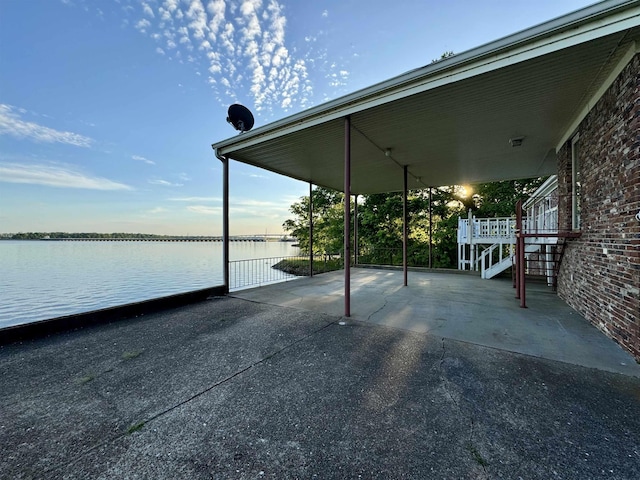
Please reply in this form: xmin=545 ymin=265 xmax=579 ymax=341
xmin=2 ymin=297 xmax=639 ymax=479
xmin=233 ymin=268 xmax=640 ymax=377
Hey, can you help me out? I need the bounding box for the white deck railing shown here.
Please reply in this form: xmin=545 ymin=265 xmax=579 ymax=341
xmin=523 ymin=206 xmax=558 ymax=235
xmin=457 ymin=217 xmax=516 ymax=245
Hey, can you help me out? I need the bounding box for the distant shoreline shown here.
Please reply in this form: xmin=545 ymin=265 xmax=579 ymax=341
xmin=0 ymin=233 xmax=296 ymax=243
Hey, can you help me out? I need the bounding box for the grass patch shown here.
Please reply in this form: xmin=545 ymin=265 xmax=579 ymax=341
xmin=272 ymin=258 xmax=342 ymax=276
xmin=468 ymin=444 xmax=488 ymax=467
xmin=122 ymin=350 xmax=142 ymax=360
xmin=127 ymin=421 xmax=145 ymax=435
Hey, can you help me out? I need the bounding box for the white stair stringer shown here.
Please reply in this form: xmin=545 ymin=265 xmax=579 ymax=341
xmin=481 ymin=243 xmax=542 ymax=279
xmin=482 ymin=254 xmax=514 ymax=279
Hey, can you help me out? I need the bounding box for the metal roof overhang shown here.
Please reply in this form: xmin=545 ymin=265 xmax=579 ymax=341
xmin=212 ymin=0 xmax=640 ymax=195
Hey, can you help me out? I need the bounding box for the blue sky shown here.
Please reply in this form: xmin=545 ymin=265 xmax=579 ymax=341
xmin=0 ymin=0 xmax=595 ymax=235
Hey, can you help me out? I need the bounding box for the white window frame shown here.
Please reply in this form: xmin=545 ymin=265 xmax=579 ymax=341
xmin=571 ymin=134 xmax=581 ymax=230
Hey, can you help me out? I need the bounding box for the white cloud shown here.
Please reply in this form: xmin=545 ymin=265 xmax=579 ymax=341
xmin=132 ymin=155 xmax=156 ymax=165
xmin=169 ymin=196 xmax=221 ymax=202
xmin=142 ymin=2 xmax=154 ymax=18
xmin=148 ymin=178 xmax=184 ymax=187
xmin=207 ymin=0 xmax=226 ymax=40
xmin=147 ymin=207 xmax=167 ymax=214
xmin=0 ymin=104 xmax=93 ymax=147
xmin=0 ymin=162 xmax=132 ymax=191
xmin=186 ymin=0 xmax=208 ymax=40
xmin=135 ymin=18 xmax=151 ymax=33
xmin=322 ymin=10 xmax=328 ymax=18
xmin=130 ymin=0 xmax=316 ymax=115
xmin=187 ymin=205 xmax=221 ymax=215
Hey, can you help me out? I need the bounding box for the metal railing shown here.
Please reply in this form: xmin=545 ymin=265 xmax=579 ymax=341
xmin=229 ymin=255 xmax=308 ymax=291
xmin=357 ymin=246 xmax=431 ymax=268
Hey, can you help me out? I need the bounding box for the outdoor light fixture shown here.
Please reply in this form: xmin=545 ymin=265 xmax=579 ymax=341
xmin=385 ymin=148 xmax=392 ymax=157
xmin=509 ymin=136 xmax=525 ymax=147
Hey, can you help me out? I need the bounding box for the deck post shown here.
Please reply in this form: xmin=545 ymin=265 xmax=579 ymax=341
xmin=403 ymin=165 xmax=408 ymax=286
xmin=353 ymin=194 xmax=358 ymax=266
xmin=468 ymin=209 xmax=475 ymax=271
xmin=344 ymin=116 xmax=351 ymax=317
xmin=309 ymin=182 xmax=313 ymax=277
xmin=515 ymin=200 xmax=527 ymax=307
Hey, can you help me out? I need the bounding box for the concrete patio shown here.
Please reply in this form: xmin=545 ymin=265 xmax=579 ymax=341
xmin=234 ymin=268 xmax=640 ymax=377
xmin=2 ymin=268 xmax=639 ymax=479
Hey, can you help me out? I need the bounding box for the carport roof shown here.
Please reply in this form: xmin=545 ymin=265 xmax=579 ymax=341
xmin=212 ymin=0 xmax=640 ymax=194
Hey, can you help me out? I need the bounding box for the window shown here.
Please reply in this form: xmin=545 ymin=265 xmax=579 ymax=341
xmin=571 ymin=135 xmax=581 ymax=230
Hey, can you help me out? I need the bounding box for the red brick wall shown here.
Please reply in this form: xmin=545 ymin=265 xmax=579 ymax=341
xmin=557 ymin=53 xmax=640 ymax=362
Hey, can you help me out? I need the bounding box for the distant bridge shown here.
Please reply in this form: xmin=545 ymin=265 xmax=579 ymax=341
xmin=42 ymin=235 xmax=297 ymax=243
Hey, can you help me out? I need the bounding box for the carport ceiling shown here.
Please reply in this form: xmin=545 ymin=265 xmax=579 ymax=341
xmin=213 ymin=1 xmax=640 ymax=194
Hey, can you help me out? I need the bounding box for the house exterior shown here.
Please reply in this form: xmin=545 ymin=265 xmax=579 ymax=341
xmin=556 ymin=53 xmax=639 ymax=361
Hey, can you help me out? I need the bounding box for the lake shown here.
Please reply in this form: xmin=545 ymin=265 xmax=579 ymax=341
xmin=0 ymin=240 xmax=300 ymax=329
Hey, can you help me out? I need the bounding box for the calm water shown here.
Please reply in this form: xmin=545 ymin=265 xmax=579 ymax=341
xmin=0 ymin=240 xmax=300 ymax=329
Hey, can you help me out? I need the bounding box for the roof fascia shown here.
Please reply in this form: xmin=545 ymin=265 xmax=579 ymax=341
xmin=213 ymin=0 xmax=640 ymax=156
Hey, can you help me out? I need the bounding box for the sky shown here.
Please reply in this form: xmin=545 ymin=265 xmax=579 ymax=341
xmin=0 ymin=0 xmax=597 ymax=236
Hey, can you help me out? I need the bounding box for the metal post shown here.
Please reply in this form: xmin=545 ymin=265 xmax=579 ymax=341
xmin=344 ymin=116 xmax=351 ymax=317
xmin=428 ymin=187 xmax=432 ymax=269
xmin=468 ymin=209 xmax=475 ymax=271
xmin=515 ymin=200 xmax=521 ymax=297
xmin=515 ymin=200 xmax=527 ymax=307
xmin=309 ymin=182 xmax=313 ymax=277
xmin=403 ymin=165 xmax=408 ymax=286
xmin=222 ymin=156 xmax=230 ymax=294
xmin=519 ymin=233 xmax=526 ymax=308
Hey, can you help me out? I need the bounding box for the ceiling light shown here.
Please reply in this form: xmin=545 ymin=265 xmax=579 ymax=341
xmin=509 ymin=137 xmax=525 ymax=147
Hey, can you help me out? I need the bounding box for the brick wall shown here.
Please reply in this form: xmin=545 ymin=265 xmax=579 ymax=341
xmin=557 ymin=53 xmax=640 ymax=362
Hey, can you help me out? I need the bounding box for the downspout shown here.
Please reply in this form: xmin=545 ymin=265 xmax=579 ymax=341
xmin=214 ymin=148 xmax=230 ymax=294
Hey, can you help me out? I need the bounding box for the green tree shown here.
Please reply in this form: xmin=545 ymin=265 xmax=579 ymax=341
xmin=282 ymin=187 xmax=345 ymax=256
xmin=282 ymin=177 xmax=548 ymax=271
xmin=472 ymin=178 xmax=546 ymax=217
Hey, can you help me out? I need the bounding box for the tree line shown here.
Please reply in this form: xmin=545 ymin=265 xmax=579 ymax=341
xmin=283 ymin=178 xmax=545 ymax=269
xmin=3 ymin=232 xmax=175 ymax=240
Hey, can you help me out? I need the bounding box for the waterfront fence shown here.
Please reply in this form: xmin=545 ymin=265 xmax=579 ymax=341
xmin=229 ymin=255 xmax=329 ymax=291
xmin=357 ymin=246 xmax=431 ymax=268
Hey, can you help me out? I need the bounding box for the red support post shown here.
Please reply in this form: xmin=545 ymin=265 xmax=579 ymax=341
xmin=344 ymin=116 xmax=351 ymax=317
xmin=309 ymin=182 xmax=313 ymax=277
xmin=515 ymin=200 xmax=521 ymax=299
xmin=515 ymin=199 xmax=527 ymax=308
xmin=403 ymin=165 xmax=408 ymax=287
xmin=222 ymin=156 xmax=230 ymax=294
